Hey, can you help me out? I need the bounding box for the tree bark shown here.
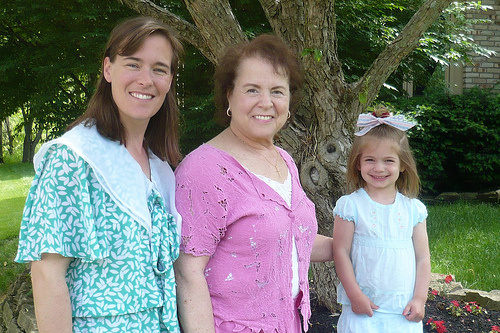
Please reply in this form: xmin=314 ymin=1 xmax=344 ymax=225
xmin=118 ymin=0 xmax=454 ymax=312
xmin=5 ymin=118 xmax=14 ymax=155
xmin=20 ymin=108 xmax=42 ymax=164
xmin=0 ymin=119 xmax=4 ymax=164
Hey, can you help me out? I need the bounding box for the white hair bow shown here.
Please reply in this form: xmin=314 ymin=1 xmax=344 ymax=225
xmin=355 ymin=113 xmax=416 ymax=136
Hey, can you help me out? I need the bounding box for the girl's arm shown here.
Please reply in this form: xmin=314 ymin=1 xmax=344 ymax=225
xmin=332 ymin=216 xmax=379 ymax=316
xmin=403 ymin=219 xmax=431 ymax=322
xmin=174 ymin=252 xmax=216 ymax=333
xmin=310 ymin=234 xmax=334 ymax=262
xmin=30 ymin=253 xmax=73 ymax=333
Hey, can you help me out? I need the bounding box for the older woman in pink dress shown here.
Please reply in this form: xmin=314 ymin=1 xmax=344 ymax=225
xmin=174 ymin=35 xmax=334 ymax=333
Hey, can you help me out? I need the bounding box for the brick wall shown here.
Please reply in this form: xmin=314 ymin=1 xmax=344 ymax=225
xmin=449 ymin=0 xmax=500 ymax=93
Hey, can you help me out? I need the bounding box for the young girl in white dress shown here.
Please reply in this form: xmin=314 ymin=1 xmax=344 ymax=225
xmin=332 ymin=109 xmax=431 ymax=333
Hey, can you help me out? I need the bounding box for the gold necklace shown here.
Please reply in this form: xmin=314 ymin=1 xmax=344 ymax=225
xmin=230 ymin=128 xmax=282 ymax=178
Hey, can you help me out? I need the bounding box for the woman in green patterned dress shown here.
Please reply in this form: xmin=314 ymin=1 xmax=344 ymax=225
xmin=15 ymin=16 xmax=184 ymax=333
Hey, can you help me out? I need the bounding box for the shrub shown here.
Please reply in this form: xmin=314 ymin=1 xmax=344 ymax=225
xmin=393 ymin=87 xmax=500 ymax=195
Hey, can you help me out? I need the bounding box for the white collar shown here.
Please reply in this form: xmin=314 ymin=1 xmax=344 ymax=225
xmin=34 ymin=124 xmax=181 ymax=236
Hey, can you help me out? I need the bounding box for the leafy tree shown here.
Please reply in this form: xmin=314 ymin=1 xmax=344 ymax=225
xmin=0 ymin=0 xmax=135 ymax=161
xmin=1 ymin=0 xmax=493 ymax=310
xmin=114 ymin=0 xmax=489 ymax=310
xmin=335 ymin=0 xmax=494 ymax=99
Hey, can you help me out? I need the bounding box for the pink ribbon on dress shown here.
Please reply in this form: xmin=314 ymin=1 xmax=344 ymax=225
xmin=355 ymin=113 xmax=416 ymax=136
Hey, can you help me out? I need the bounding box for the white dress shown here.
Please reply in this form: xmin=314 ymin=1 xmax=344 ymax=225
xmin=333 ymin=188 xmax=427 ymax=333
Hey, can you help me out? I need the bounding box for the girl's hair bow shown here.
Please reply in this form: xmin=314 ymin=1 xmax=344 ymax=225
xmin=355 ymin=112 xmax=416 ymax=136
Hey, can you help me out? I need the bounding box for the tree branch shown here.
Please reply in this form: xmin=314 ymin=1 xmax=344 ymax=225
xmin=114 ymin=0 xmax=214 ymax=62
xmin=183 ymin=0 xmax=246 ymax=63
xmin=357 ymin=0 xmax=454 ymax=107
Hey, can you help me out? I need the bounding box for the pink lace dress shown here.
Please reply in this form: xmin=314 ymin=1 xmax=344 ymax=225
xmin=175 ymin=144 xmax=318 ymax=332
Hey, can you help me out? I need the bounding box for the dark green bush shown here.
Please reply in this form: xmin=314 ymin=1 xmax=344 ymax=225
xmin=394 ymin=88 xmax=500 ymax=195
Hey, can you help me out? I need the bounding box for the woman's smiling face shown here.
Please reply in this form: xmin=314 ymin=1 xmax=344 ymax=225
xmin=103 ymin=34 xmax=174 ymax=129
xmin=227 ymin=56 xmax=290 ymax=144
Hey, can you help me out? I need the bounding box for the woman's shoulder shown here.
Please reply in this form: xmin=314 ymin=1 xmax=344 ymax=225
xmin=35 ymin=142 xmax=86 ymax=173
xmin=175 ymin=144 xmax=241 ymax=179
xmin=177 ymin=144 xmax=222 ymax=168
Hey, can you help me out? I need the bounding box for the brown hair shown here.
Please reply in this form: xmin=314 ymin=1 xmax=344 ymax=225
xmin=346 ymin=124 xmax=421 ymax=198
xmin=213 ymin=34 xmax=304 ymax=126
xmin=68 ymin=16 xmax=184 ymax=165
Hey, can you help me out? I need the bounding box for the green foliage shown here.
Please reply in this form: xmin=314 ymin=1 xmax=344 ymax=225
xmin=0 ymin=0 xmax=135 ymax=138
xmin=336 ymin=0 xmax=495 ymax=99
xmin=427 ymin=202 xmax=500 ymax=291
xmin=2 ymin=0 xmax=495 ymax=162
xmin=301 ymin=48 xmax=323 ymax=62
xmin=336 ymin=0 xmax=414 ymax=83
xmin=177 ymin=44 xmax=223 ymax=155
xmin=395 ymin=88 xmax=500 ymax=194
xmin=179 ymin=94 xmax=223 ymax=155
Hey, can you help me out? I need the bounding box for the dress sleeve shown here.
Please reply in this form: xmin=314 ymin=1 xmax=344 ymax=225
xmin=412 ymin=198 xmax=428 ymax=227
xmin=15 ymin=144 xmax=109 ymax=263
xmin=175 ymin=148 xmax=232 ymax=257
xmin=333 ymin=194 xmax=357 ymax=224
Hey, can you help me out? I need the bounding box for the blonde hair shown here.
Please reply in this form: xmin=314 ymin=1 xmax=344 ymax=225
xmin=346 ymin=123 xmax=421 ymax=198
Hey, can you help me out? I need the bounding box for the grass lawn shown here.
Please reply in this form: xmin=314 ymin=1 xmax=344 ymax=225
xmin=0 ymin=162 xmax=499 ymax=296
xmin=0 ymin=162 xmax=35 ymax=293
xmin=427 ymin=202 xmax=500 ymax=291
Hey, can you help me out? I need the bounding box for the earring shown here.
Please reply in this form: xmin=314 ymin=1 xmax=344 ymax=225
xmin=287 ymin=111 xmax=291 ymax=119
xmin=226 ymin=107 xmax=232 ymax=117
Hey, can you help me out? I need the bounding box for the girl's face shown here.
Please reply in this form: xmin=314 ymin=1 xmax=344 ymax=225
xmin=358 ymin=139 xmax=404 ymax=195
xmin=227 ymin=56 xmax=290 ymax=144
xmin=103 ymin=34 xmax=174 ymax=131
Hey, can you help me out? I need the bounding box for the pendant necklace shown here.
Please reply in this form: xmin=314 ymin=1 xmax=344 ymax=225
xmin=230 ymin=128 xmax=281 ymax=178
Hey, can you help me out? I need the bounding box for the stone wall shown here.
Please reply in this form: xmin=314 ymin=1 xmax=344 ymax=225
xmin=430 ymin=273 xmax=500 ymax=311
xmin=0 ymin=269 xmax=37 ymax=333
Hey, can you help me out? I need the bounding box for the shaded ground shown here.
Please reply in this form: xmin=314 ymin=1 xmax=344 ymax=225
xmin=307 ymin=285 xmax=500 ymax=333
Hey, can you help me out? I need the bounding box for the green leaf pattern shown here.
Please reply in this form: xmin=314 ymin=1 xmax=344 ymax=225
xmin=15 ymin=145 xmax=180 ymax=332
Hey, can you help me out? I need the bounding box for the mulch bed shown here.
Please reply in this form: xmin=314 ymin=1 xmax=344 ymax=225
xmin=307 ymin=285 xmax=500 ymax=333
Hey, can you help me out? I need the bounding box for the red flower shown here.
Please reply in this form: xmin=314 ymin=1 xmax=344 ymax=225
xmin=451 ymin=300 xmax=460 ymax=307
xmin=431 ymin=289 xmax=439 ymax=295
xmin=434 ymin=320 xmax=447 ymax=333
xmin=427 ymin=318 xmax=448 ymax=333
xmin=465 ymin=304 xmax=472 ymax=313
xmin=491 ymin=325 xmax=500 ymax=332
xmin=444 ymin=275 xmax=453 ymax=284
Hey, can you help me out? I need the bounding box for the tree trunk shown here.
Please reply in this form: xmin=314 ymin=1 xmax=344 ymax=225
xmin=0 ymin=119 xmax=4 ymax=164
xmin=20 ymin=108 xmax=43 ymax=164
xmin=119 ymin=0 xmax=454 ymax=312
xmin=5 ymin=118 xmax=14 ymax=155
xmin=21 ymin=111 xmax=33 ymax=164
